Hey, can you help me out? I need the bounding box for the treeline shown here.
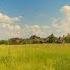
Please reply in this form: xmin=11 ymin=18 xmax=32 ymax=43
xmin=0 ymin=33 xmax=70 ymax=44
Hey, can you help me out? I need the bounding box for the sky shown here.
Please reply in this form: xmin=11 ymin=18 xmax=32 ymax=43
xmin=0 ymin=0 xmax=70 ymax=39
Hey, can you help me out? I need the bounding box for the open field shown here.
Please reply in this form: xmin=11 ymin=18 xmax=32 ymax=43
xmin=0 ymin=44 xmax=70 ymax=70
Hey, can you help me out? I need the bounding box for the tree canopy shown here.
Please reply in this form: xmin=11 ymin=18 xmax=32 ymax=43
xmin=0 ymin=33 xmax=70 ymax=44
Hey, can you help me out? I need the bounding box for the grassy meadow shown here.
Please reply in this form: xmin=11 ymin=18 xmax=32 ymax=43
xmin=0 ymin=44 xmax=70 ymax=70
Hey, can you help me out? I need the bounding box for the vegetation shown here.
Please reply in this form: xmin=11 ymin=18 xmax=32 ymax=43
xmin=0 ymin=33 xmax=70 ymax=44
xmin=0 ymin=44 xmax=70 ymax=70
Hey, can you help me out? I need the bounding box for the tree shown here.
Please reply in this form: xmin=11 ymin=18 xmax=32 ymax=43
xmin=0 ymin=40 xmax=8 ymax=45
xmin=46 ymin=34 xmax=57 ymax=43
xmin=8 ymin=38 xmax=23 ymax=45
xmin=29 ymin=35 xmax=41 ymax=44
xmin=57 ymin=36 xmax=64 ymax=43
xmin=64 ymin=33 xmax=70 ymax=43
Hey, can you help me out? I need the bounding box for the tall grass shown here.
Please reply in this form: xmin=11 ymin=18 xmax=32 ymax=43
xmin=0 ymin=44 xmax=70 ymax=70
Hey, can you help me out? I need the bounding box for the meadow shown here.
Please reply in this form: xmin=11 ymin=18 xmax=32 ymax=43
xmin=0 ymin=44 xmax=70 ymax=70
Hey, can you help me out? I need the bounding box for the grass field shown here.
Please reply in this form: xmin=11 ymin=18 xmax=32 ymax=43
xmin=0 ymin=44 xmax=70 ymax=70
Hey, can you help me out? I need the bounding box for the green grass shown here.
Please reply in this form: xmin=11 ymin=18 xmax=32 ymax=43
xmin=0 ymin=44 xmax=70 ymax=70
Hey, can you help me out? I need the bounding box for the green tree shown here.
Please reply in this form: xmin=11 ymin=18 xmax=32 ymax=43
xmin=46 ymin=34 xmax=57 ymax=43
xmin=29 ymin=35 xmax=41 ymax=44
xmin=8 ymin=38 xmax=22 ymax=45
xmin=64 ymin=33 xmax=70 ymax=43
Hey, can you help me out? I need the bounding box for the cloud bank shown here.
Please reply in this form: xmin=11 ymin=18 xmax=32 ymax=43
xmin=0 ymin=5 xmax=70 ymax=39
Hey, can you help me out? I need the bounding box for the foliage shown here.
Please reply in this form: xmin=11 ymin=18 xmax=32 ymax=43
xmin=0 ymin=33 xmax=70 ymax=44
xmin=45 ymin=34 xmax=57 ymax=43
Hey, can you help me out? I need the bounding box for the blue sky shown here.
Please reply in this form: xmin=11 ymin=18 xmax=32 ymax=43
xmin=0 ymin=0 xmax=70 ymax=39
xmin=0 ymin=0 xmax=70 ymax=25
xmin=0 ymin=0 xmax=70 ymax=24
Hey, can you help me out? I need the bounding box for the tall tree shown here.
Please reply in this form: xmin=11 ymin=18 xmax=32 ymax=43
xmin=64 ymin=33 xmax=70 ymax=43
xmin=46 ymin=34 xmax=57 ymax=43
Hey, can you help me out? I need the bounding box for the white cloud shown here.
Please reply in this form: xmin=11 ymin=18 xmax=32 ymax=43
xmin=0 ymin=12 xmax=23 ymax=39
xmin=0 ymin=12 xmax=23 ymax=24
xmin=22 ymin=25 xmax=51 ymax=38
xmin=1 ymin=5 xmax=70 ymax=39
xmin=62 ymin=5 xmax=70 ymax=17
